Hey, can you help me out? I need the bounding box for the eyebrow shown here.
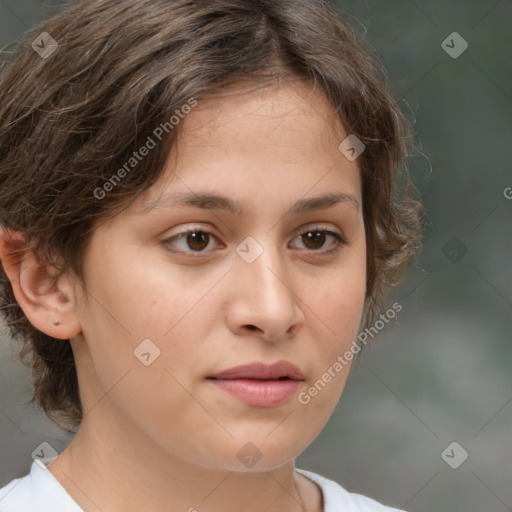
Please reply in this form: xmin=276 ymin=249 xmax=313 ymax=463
xmin=136 ymin=190 xmax=361 ymax=216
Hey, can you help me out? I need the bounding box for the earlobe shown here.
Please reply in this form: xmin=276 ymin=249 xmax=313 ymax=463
xmin=0 ymin=230 xmax=82 ymax=340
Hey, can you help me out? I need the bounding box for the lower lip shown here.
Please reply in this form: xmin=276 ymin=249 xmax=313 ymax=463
xmin=209 ymin=378 xmax=301 ymax=407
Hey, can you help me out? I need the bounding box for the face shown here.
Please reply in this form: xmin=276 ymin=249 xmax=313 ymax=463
xmin=69 ymin=79 xmax=366 ymax=471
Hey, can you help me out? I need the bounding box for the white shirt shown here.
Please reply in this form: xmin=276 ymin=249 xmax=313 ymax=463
xmin=0 ymin=461 xmax=405 ymax=512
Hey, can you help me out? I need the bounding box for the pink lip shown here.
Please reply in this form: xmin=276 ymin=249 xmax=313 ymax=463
xmin=210 ymin=361 xmax=304 ymax=380
xmin=208 ymin=361 xmax=304 ymax=407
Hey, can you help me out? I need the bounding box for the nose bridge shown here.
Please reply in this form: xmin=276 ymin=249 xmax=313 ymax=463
xmin=237 ymin=233 xmax=291 ymax=295
xmin=233 ymin=233 xmax=299 ymax=333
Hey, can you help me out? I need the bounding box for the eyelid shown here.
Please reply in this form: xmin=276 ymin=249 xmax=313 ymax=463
xmin=162 ymin=223 xmax=348 ymax=255
xmin=290 ymin=224 xmax=348 ymax=253
xmin=292 ymin=223 xmax=345 ymax=241
xmin=161 ymin=224 xmax=223 ymax=255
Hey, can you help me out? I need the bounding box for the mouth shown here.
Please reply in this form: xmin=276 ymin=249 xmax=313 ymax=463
xmin=207 ymin=361 xmax=304 ymax=407
xmin=209 ymin=360 xmax=304 ymax=380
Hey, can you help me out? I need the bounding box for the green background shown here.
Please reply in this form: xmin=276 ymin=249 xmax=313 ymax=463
xmin=1 ymin=1 xmax=511 ymax=511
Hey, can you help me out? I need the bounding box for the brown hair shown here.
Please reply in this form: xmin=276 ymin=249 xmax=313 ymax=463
xmin=0 ymin=0 xmax=423 ymax=431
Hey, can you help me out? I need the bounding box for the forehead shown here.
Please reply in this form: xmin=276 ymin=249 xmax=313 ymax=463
xmin=181 ymin=79 xmax=345 ymax=150
xmin=129 ymin=79 xmax=360 ymax=217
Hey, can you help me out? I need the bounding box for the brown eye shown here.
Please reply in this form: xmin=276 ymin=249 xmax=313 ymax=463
xmin=184 ymin=231 xmax=210 ymax=251
xmin=301 ymin=231 xmax=327 ymax=250
xmin=164 ymin=230 xmax=218 ymax=253
xmin=290 ymin=228 xmax=347 ymax=254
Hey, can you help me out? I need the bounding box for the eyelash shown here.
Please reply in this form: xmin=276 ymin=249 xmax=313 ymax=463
xmin=162 ymin=225 xmax=348 ymax=257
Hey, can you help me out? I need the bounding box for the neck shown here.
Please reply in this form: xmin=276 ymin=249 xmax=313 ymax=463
xmin=48 ymin=413 xmax=317 ymax=512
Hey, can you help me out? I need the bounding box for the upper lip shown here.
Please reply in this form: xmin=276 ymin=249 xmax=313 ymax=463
xmin=209 ymin=361 xmax=304 ymax=380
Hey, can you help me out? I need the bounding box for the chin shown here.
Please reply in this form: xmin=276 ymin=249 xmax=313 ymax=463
xmin=185 ymin=435 xmax=303 ymax=473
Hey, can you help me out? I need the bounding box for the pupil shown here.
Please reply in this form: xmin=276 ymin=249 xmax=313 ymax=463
xmin=303 ymin=231 xmax=325 ymax=250
xmin=187 ymin=231 xmax=209 ymax=251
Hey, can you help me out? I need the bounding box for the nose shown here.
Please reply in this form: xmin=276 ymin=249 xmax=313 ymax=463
xmin=225 ymin=238 xmax=303 ymax=342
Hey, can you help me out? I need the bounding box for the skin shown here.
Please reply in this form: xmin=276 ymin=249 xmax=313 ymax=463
xmin=0 ymin=78 xmax=367 ymax=512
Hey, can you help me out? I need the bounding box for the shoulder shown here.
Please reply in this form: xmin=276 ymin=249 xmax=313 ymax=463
xmin=295 ymin=468 xmax=405 ymax=512
xmin=0 ymin=461 xmax=82 ymax=512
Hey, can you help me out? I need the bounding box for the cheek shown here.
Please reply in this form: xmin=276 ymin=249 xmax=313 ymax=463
xmin=297 ymin=243 xmax=366 ymax=410
xmin=312 ymin=251 xmax=366 ymax=346
xmin=76 ymin=256 xmax=216 ymax=437
xmin=79 ymin=251 xmax=221 ymax=384
xmin=305 ymin=277 xmax=365 ymax=385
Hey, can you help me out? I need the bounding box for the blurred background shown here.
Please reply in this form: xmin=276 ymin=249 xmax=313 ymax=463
xmin=0 ymin=1 xmax=511 ymax=511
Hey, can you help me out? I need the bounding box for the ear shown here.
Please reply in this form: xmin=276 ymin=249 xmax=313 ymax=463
xmin=0 ymin=230 xmax=82 ymax=340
